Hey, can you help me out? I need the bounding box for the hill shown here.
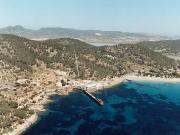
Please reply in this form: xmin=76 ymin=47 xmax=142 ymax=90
xmin=138 ymin=40 xmax=180 ymax=60
xmin=139 ymin=40 xmax=180 ymax=53
xmin=0 ymin=34 xmax=178 ymax=80
xmin=0 ymin=25 xmax=170 ymax=45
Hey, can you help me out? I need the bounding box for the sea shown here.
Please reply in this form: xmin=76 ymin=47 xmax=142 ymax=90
xmin=23 ymin=80 xmax=180 ymax=135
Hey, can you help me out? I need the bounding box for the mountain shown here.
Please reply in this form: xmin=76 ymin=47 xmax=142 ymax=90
xmin=0 ymin=25 xmax=171 ymax=45
xmin=0 ymin=34 xmax=178 ymax=81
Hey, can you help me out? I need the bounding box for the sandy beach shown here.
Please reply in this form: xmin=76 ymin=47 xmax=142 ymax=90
xmin=86 ymin=75 xmax=180 ymax=93
xmin=108 ymin=75 xmax=180 ymax=90
xmin=124 ymin=75 xmax=180 ymax=83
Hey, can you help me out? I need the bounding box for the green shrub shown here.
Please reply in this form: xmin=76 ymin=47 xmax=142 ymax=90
xmin=14 ymin=110 xmax=27 ymax=119
xmin=8 ymin=101 xmax=18 ymax=109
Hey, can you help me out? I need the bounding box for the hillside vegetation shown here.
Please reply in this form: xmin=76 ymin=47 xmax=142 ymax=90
xmin=139 ymin=40 xmax=180 ymax=54
xmin=0 ymin=34 xmax=178 ymax=80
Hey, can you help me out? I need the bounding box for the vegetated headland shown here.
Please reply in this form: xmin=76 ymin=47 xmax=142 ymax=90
xmin=0 ymin=34 xmax=180 ymax=135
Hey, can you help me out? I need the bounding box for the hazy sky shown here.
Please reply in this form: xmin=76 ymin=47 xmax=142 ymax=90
xmin=0 ymin=0 xmax=180 ymax=36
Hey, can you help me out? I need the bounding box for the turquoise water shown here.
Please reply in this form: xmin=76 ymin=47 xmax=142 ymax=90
xmin=23 ymin=81 xmax=180 ymax=135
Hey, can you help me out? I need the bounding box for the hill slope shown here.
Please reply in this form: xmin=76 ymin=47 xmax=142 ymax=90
xmin=138 ymin=40 xmax=180 ymax=61
xmin=139 ymin=40 xmax=180 ymax=54
xmin=0 ymin=34 xmax=178 ymax=80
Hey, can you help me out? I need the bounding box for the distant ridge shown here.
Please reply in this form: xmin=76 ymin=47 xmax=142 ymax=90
xmin=0 ymin=25 xmax=171 ymax=45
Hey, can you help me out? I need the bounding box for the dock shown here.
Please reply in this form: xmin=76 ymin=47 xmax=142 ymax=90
xmin=82 ymin=90 xmax=104 ymax=105
xmin=125 ymin=79 xmax=132 ymax=81
xmin=76 ymin=87 xmax=104 ymax=106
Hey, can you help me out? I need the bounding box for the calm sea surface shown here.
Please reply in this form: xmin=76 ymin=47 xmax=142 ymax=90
xmin=23 ymin=80 xmax=180 ymax=135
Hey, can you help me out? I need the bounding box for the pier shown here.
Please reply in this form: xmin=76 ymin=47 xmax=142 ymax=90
xmin=76 ymin=87 xmax=104 ymax=106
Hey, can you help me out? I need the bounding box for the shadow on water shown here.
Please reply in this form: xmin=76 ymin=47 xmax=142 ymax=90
xmin=23 ymin=81 xmax=180 ymax=135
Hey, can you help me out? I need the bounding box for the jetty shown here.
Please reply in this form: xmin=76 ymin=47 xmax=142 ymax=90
xmin=76 ymin=87 xmax=104 ymax=106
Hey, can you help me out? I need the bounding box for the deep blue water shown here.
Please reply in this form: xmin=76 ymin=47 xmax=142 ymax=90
xmin=23 ymin=81 xmax=180 ymax=135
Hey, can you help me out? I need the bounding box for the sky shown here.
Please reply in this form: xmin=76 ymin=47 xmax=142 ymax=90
xmin=0 ymin=0 xmax=180 ymax=36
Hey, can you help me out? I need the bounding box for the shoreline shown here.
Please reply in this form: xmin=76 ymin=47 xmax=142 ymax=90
xmin=4 ymin=113 xmax=38 ymax=135
xmin=84 ymin=75 xmax=180 ymax=94
xmin=4 ymin=75 xmax=180 ymax=135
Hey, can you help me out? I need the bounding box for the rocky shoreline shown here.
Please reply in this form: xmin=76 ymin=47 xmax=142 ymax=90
xmin=4 ymin=114 xmax=38 ymax=135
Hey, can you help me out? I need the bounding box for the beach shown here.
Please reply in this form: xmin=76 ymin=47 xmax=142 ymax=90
xmin=124 ymin=75 xmax=180 ymax=83
xmin=84 ymin=75 xmax=180 ymax=93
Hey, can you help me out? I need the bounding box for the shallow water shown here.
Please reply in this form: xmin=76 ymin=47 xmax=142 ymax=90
xmin=23 ymin=81 xmax=180 ymax=135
